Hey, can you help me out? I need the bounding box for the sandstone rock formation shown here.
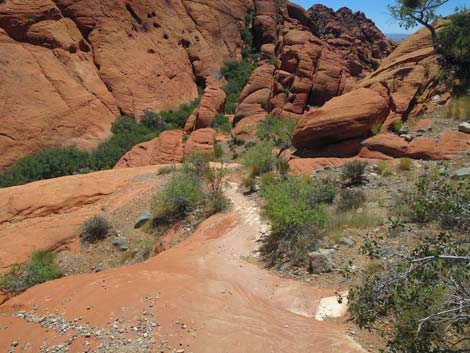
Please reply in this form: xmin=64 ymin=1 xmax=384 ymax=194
xmin=115 ymin=130 xmax=184 ymax=168
xmin=308 ymin=5 xmax=394 ymax=76
xmin=0 ymin=165 xmax=165 ymax=272
xmin=293 ymin=88 xmax=390 ymax=149
xmin=185 ymin=84 xmax=226 ymax=132
xmin=184 ymin=128 xmax=222 ymax=157
xmin=233 ymin=64 xmax=275 ymax=137
xmin=0 ymin=0 xmax=250 ymax=170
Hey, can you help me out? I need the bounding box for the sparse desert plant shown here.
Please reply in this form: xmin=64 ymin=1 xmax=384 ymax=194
xmin=157 ymin=166 xmax=173 ymax=175
xmin=260 ymin=171 xmax=279 ymax=187
xmin=241 ymin=141 xmax=276 ymax=176
xmin=211 ymin=114 xmax=232 ymax=134
xmin=0 ymin=251 xmax=61 ymax=294
xmin=377 ymin=160 xmax=394 ymax=176
xmin=392 ymin=119 xmax=403 ymax=133
xmin=221 ymin=61 xmax=256 ymax=114
xmin=80 ymin=215 xmax=112 ymax=243
xmin=398 ymin=157 xmax=413 ymax=171
xmin=257 ymin=115 xmax=297 ymax=155
xmin=341 ymin=161 xmax=367 ymax=186
xmin=337 ymin=189 xmax=366 ymax=212
xmin=308 ymin=178 xmax=336 ymax=206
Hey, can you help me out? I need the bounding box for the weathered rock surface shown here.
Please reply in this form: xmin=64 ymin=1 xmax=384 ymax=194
xmin=233 ymin=64 xmax=275 ymax=137
xmin=0 ymin=165 xmax=165 ymax=272
xmin=0 ymin=0 xmax=250 ymax=170
xmin=309 ymin=5 xmax=394 ymax=76
xmin=115 ymin=130 xmax=184 ymax=168
xmin=361 ymin=131 xmax=470 ymax=160
xmin=185 ymin=85 xmax=227 ymax=132
xmin=293 ymin=88 xmax=390 ymax=149
xmin=0 ymin=184 xmax=366 ymax=353
xmin=184 ymin=128 xmax=221 ymax=157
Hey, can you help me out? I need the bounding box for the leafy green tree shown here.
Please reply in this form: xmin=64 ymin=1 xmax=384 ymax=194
xmin=257 ymin=116 xmax=297 ymax=156
xmin=388 ymin=0 xmax=449 ymax=47
xmin=438 ymin=9 xmax=470 ymax=87
xmin=221 ymin=61 xmax=256 ymax=114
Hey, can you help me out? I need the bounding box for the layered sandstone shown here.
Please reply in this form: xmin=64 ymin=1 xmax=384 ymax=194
xmin=0 ymin=0 xmax=249 ymax=170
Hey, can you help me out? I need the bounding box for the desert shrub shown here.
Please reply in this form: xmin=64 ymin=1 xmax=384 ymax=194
xmin=204 ymin=189 xmax=230 ymax=215
xmin=183 ymin=152 xmax=212 ymax=179
xmin=308 ymin=178 xmax=336 ymax=205
xmin=257 ymin=116 xmax=297 ymax=153
xmin=80 ymin=215 xmax=112 ymax=243
xmin=376 ymin=160 xmax=394 ymax=176
xmin=261 ymin=98 xmax=269 ymax=111
xmin=260 ymin=171 xmax=279 ymax=187
xmin=392 ymin=119 xmax=403 ymax=133
xmin=241 ymin=141 xmax=275 ymax=176
xmin=221 ymin=61 xmax=256 ymax=114
xmin=0 ymin=251 xmax=61 ymax=294
xmin=444 ymin=95 xmax=470 ymax=120
xmin=398 ymin=157 xmax=413 ymax=171
xmin=152 ymin=173 xmax=202 ymax=222
xmin=0 ymin=146 xmax=90 ymax=187
xmin=405 ymin=173 xmax=470 ymax=232
xmin=157 ymin=166 xmax=173 ymax=175
xmin=349 ymin=231 xmax=470 ymax=353
xmin=211 ymin=114 xmax=231 ymax=134
xmin=341 ymin=161 xmax=367 ymax=186
xmin=260 ymin=177 xmax=329 ymax=266
xmin=140 ymin=109 xmax=167 ymax=131
xmin=337 ymin=189 xmax=366 ymax=212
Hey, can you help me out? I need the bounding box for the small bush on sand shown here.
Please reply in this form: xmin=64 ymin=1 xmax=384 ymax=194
xmin=377 ymin=160 xmax=394 ymax=176
xmin=337 ymin=189 xmax=366 ymax=212
xmin=341 ymin=161 xmax=367 ymax=186
xmin=211 ymin=114 xmax=232 ymax=135
xmin=398 ymin=157 xmax=413 ymax=171
xmin=241 ymin=141 xmax=275 ymax=177
xmin=260 ymin=177 xmax=329 ymax=267
xmin=0 ymin=251 xmax=61 ymax=294
xmin=80 ymin=215 xmax=112 ymax=243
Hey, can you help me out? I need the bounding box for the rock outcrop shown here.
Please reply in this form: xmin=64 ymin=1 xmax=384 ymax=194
xmin=185 ymin=84 xmax=227 ymax=132
xmin=308 ymin=5 xmax=394 ymax=76
xmin=0 ymin=165 xmax=165 ymax=272
xmin=233 ymin=64 xmax=275 ymax=137
xmin=293 ymin=88 xmax=390 ymax=149
xmin=184 ymin=128 xmax=223 ymax=157
xmin=0 ymin=0 xmax=250 ymax=170
xmin=116 ymin=130 xmax=184 ymax=168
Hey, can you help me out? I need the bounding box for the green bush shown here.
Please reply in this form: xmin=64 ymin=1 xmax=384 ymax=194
xmin=256 ymin=116 xmax=297 ymax=152
xmin=438 ymin=10 xmax=470 ymax=89
xmin=80 ymin=215 xmax=112 ymax=243
xmin=350 ymin=231 xmax=469 ymax=353
xmin=260 ymin=177 xmax=330 ymax=266
xmin=211 ymin=114 xmax=232 ymax=134
xmin=405 ymin=173 xmax=470 ymax=232
xmin=377 ymin=160 xmax=394 ymax=176
xmin=308 ymin=178 xmax=336 ymax=205
xmin=0 ymin=251 xmax=61 ymax=294
xmin=152 ymin=173 xmax=202 ymax=223
xmin=398 ymin=157 xmax=413 ymax=171
xmin=0 ymin=147 xmax=90 ymax=188
xmin=221 ymin=61 xmax=256 ymax=114
xmin=241 ymin=141 xmax=276 ymax=176
xmin=337 ymin=189 xmax=366 ymax=212
xmin=341 ymin=161 xmax=367 ymax=186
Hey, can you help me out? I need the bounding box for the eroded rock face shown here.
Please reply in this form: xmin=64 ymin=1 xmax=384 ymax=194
xmin=184 ymin=128 xmax=221 ymax=157
xmin=0 ymin=165 xmax=164 ymax=272
xmin=115 ymin=130 xmax=184 ymax=168
xmin=270 ymin=26 xmax=353 ymax=117
xmin=233 ymin=64 xmax=275 ymax=137
xmin=308 ymin=5 xmax=394 ymax=76
xmin=185 ymin=85 xmax=227 ymax=132
xmin=0 ymin=0 xmax=250 ymax=170
xmin=293 ymin=88 xmax=390 ymax=149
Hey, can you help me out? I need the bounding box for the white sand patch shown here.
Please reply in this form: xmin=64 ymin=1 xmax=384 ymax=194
xmin=315 ymin=292 xmax=349 ymax=321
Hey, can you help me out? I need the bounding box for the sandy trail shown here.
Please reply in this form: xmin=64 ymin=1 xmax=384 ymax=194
xmin=0 ymin=182 xmax=364 ymax=353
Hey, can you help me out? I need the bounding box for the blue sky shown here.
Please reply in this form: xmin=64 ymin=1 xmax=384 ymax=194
xmin=292 ymin=0 xmax=469 ymax=33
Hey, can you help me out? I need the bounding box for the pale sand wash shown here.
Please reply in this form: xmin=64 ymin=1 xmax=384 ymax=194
xmin=0 ymin=183 xmax=365 ymax=353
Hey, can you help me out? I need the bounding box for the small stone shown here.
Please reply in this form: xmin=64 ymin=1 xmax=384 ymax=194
xmin=458 ymin=122 xmax=470 ymax=134
xmin=452 ymin=167 xmax=470 ymax=178
xmin=134 ymin=211 xmax=152 ymax=229
xmin=112 ymin=236 xmax=129 ymax=251
xmin=308 ymin=249 xmax=334 ymax=273
xmin=12 ymin=340 xmax=19 ymax=347
xmin=339 ymin=236 xmax=354 ymax=247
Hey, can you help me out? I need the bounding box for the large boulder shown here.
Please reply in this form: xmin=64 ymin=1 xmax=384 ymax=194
xmin=185 ymin=85 xmax=226 ymax=132
xmin=232 ymin=64 xmax=275 ymax=137
xmin=293 ymin=88 xmax=390 ymax=149
xmin=115 ymin=130 xmax=184 ymax=168
xmin=184 ymin=128 xmax=221 ymax=157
